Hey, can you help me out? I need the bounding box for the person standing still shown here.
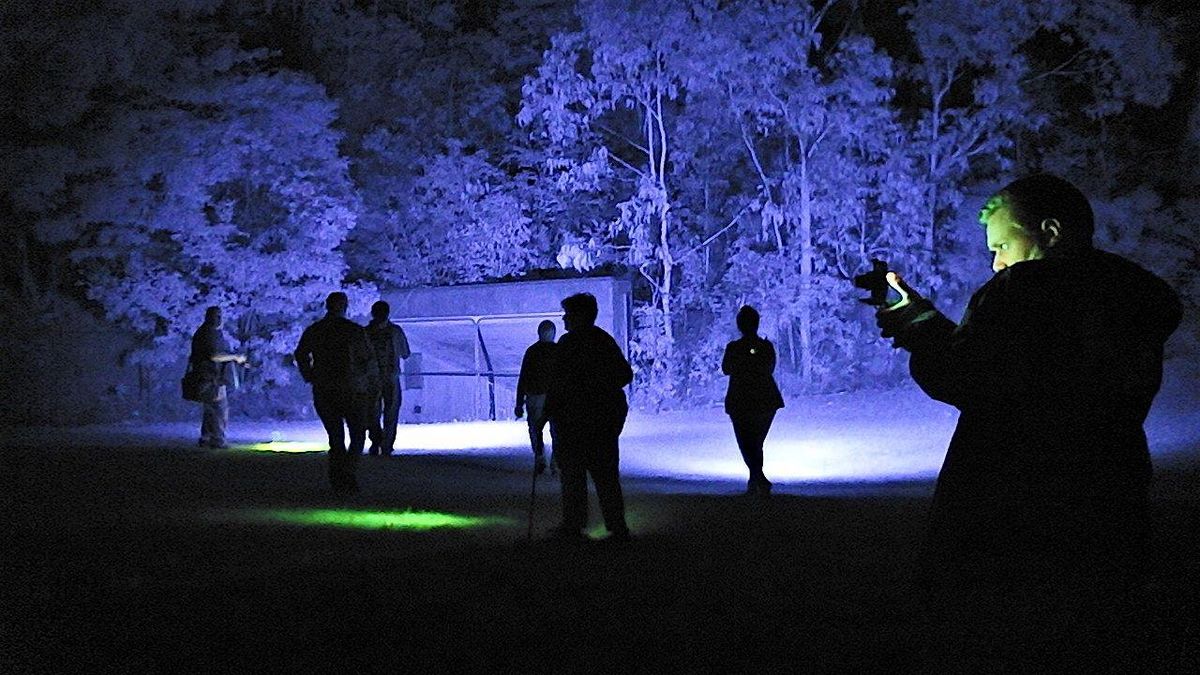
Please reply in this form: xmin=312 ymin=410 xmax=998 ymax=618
xmin=516 ymin=320 xmax=558 ymax=475
xmin=722 ymin=305 xmax=784 ymax=496
xmin=189 ymin=306 xmax=246 ymax=449
xmin=545 ymin=293 xmax=634 ymax=543
xmin=294 ymin=292 xmax=379 ymax=493
xmin=366 ymin=301 xmax=411 ymax=456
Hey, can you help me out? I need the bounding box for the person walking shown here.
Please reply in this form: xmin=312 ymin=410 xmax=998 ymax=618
xmin=516 ymin=320 xmax=558 ymax=476
xmin=722 ymin=305 xmax=784 ymax=496
xmin=365 ymin=300 xmax=411 ymax=456
xmin=294 ymin=292 xmax=379 ymax=493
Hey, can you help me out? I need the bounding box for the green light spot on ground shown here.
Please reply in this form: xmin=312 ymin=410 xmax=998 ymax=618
xmin=235 ymin=441 xmax=329 ymax=453
xmin=251 ymin=508 xmax=513 ymax=531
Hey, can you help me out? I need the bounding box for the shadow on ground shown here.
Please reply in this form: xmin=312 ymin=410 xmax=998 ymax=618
xmin=4 ymin=444 xmax=1197 ymax=672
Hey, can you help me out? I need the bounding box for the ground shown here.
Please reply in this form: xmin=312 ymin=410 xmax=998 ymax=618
xmin=4 ymin=366 xmax=1198 ymax=672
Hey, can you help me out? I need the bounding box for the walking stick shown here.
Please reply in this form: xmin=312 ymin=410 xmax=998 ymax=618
xmin=527 ymin=466 xmax=538 ymax=541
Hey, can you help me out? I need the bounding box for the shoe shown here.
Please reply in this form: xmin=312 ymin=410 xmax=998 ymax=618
xmin=545 ymin=525 xmax=587 ymax=543
xmin=367 ymin=445 xmax=380 ymax=456
xmin=595 ymin=530 xmax=632 ymax=546
xmin=746 ymin=478 xmax=772 ymax=497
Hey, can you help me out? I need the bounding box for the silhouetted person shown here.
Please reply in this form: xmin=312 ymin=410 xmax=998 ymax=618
xmin=545 ymin=293 xmax=633 ymax=543
xmin=294 ymin=292 xmax=379 ymax=493
xmin=722 ymin=305 xmax=785 ymax=496
xmin=366 ymin=300 xmax=411 ymax=457
xmin=516 ymin=320 xmax=558 ymax=476
xmin=877 ymin=174 xmax=1180 ymax=665
xmin=188 ymin=306 xmax=246 ymax=449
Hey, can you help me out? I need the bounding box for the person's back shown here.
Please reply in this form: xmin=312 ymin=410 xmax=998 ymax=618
xmin=298 ymin=315 xmax=374 ymax=392
xmin=366 ymin=318 xmax=410 ymax=376
xmin=549 ymin=324 xmax=631 ymax=427
xmin=518 ymin=340 xmax=557 ymax=397
xmin=544 ymin=293 xmax=633 ymax=542
xmin=294 ymin=292 xmax=378 ymax=492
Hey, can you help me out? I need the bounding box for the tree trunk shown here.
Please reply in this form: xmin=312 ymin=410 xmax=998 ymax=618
xmin=798 ymin=154 xmax=814 ymax=391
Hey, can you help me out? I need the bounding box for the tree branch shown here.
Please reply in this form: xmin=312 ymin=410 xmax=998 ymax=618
xmin=676 ymin=200 xmax=755 ymax=263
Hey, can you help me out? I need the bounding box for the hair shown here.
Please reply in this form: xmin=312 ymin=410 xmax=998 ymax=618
xmin=204 ymin=306 xmax=221 ymax=323
xmin=736 ymin=305 xmax=760 ymax=335
xmin=371 ymin=300 xmax=390 ymax=320
xmin=561 ymin=293 xmax=599 ymax=325
xmin=537 ymin=319 xmax=556 ymax=337
xmin=325 ymin=291 xmax=349 ymax=314
xmin=979 ymin=173 xmax=1094 ymax=250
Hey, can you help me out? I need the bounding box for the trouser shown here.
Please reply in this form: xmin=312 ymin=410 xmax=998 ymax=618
xmin=199 ymin=386 xmax=228 ymax=446
xmin=313 ymin=386 xmax=370 ymax=490
xmin=368 ymin=376 xmax=402 ymax=452
xmin=525 ymin=394 xmax=549 ymax=458
xmin=553 ymin=413 xmax=628 ymax=535
xmin=730 ymin=410 xmax=775 ymax=482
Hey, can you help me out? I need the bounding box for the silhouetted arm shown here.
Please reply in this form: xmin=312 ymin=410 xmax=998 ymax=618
xmin=293 ymin=327 xmax=314 ymax=383
xmin=883 ymin=276 xmax=1014 ymax=410
xmin=721 ymin=341 xmax=737 ymax=376
xmin=394 ymin=325 xmax=411 ymax=360
xmin=515 ymin=348 xmax=532 ymax=412
xmin=604 ymin=333 xmax=633 ymax=390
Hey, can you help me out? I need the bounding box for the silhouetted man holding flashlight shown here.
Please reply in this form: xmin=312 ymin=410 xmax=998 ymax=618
xmin=876 ymin=174 xmax=1180 ymax=662
xmin=878 ymin=174 xmax=1180 ymax=579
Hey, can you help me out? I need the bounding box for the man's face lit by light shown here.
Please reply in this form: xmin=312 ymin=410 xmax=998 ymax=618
xmin=984 ymin=204 xmax=1043 ymax=273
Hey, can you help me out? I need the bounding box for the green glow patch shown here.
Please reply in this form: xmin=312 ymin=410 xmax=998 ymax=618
xmin=242 ymin=508 xmax=513 ymax=531
xmin=586 ymin=511 xmax=646 ymax=539
xmin=234 ymin=441 xmax=329 ymax=453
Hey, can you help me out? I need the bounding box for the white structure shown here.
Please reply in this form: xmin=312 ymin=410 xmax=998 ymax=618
xmin=383 ymin=277 xmax=632 ymax=422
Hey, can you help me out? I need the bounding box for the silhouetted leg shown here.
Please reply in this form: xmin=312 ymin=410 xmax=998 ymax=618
xmin=754 ymin=411 xmax=775 ymax=483
xmin=731 ymin=411 xmax=773 ymax=485
xmin=211 ymin=389 xmax=229 ymax=447
xmin=380 ymin=377 xmax=401 ymax=452
xmin=367 ymin=391 xmax=383 ymax=453
xmin=526 ymin=394 xmax=547 ymax=457
xmin=730 ymin=415 xmax=762 ymax=482
xmin=199 ymin=401 xmax=216 ymax=445
xmin=314 ymin=387 xmax=348 ymax=489
xmin=342 ymin=392 xmax=371 ymax=489
xmin=557 ymin=443 xmax=588 ymax=531
xmin=589 ymin=435 xmax=628 ymax=536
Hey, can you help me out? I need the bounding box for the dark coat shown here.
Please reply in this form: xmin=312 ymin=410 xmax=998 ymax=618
xmin=722 ymin=335 xmax=785 ymax=417
xmin=516 ymin=340 xmax=557 ymax=404
xmin=545 ymin=325 xmax=632 ymax=436
xmin=189 ymin=322 xmax=235 ymax=387
xmin=294 ymin=315 xmax=379 ymax=394
xmin=880 ymin=248 xmax=1181 ymax=574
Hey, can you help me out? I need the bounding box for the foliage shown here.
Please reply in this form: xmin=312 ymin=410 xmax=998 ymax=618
xmin=2 ymin=0 xmax=1195 ymax=417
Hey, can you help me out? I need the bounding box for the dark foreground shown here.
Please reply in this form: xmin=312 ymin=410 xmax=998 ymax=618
xmin=4 ymin=444 xmax=1198 ymax=672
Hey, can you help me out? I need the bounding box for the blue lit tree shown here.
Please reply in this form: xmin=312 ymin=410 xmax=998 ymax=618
xmin=1 ymin=2 xmax=365 ymax=390
xmin=712 ymin=1 xmax=907 ymax=391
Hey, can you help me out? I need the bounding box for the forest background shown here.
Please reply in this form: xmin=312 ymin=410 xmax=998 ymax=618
xmin=3 ymin=0 xmax=1198 ymax=421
